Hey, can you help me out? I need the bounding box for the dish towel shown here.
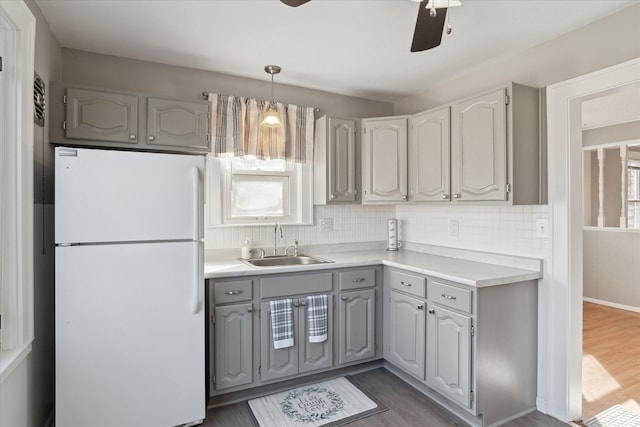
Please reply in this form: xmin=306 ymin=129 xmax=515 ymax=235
xmin=270 ymin=298 xmax=294 ymax=349
xmin=307 ymin=294 xmax=328 ymax=343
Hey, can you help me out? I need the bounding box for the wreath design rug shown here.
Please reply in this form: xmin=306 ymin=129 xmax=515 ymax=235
xmin=248 ymin=376 xmax=387 ymax=427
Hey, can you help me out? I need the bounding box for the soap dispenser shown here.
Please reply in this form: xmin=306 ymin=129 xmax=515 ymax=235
xmin=241 ymin=238 xmax=251 ymax=259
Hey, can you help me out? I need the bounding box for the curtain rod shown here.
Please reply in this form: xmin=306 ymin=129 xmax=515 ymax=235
xmin=202 ymin=91 xmax=320 ymax=112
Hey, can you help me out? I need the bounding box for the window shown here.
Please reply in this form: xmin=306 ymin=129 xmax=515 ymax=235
xmin=0 ymin=0 xmax=35 ymax=380
xmin=206 ymin=156 xmax=313 ymax=227
xmin=628 ymin=159 xmax=640 ymax=228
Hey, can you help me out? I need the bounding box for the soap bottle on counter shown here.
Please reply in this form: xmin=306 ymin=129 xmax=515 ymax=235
xmin=241 ymin=238 xmax=251 ymax=259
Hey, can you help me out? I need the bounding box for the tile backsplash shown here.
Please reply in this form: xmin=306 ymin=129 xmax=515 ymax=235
xmin=206 ymin=202 xmax=552 ymax=263
xmin=205 ymin=204 xmax=396 ymax=250
xmin=396 ymin=204 xmax=552 ymax=259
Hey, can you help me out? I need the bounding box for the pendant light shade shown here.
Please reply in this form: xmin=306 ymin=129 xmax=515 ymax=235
xmin=260 ymin=65 xmax=284 ymax=128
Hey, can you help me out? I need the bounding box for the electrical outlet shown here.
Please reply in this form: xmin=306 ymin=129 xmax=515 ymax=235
xmin=449 ymin=219 xmax=459 ymax=237
xmin=320 ymin=218 xmax=334 ymax=232
xmin=535 ymin=218 xmax=550 ymax=238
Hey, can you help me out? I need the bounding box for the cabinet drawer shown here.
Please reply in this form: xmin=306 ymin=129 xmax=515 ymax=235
xmin=261 ymin=272 xmax=332 ymax=298
xmin=339 ymin=269 xmax=375 ymax=290
xmin=214 ymin=280 xmax=253 ymax=304
xmin=428 ymin=280 xmax=472 ymax=313
xmin=389 ymin=269 xmax=425 ymax=298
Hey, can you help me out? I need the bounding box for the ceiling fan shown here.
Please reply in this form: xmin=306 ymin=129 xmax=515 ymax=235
xmin=280 ymin=0 xmax=461 ymax=52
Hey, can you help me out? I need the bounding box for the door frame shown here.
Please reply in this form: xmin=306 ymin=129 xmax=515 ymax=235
xmin=546 ymin=57 xmax=640 ymax=422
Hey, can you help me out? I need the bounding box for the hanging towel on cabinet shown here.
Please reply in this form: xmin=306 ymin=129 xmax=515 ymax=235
xmin=307 ymin=294 xmax=328 ymax=343
xmin=270 ymin=298 xmax=294 ymax=349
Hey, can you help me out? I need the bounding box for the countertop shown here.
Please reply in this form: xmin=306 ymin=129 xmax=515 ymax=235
xmin=204 ymin=247 xmax=543 ymax=288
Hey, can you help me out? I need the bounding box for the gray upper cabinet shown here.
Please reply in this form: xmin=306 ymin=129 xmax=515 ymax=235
xmin=338 ymin=288 xmax=376 ymax=364
xmin=50 ymin=82 xmax=211 ymax=154
xmin=314 ymin=116 xmax=359 ymax=204
xmin=450 ymin=83 xmax=540 ymax=204
xmin=361 ymin=117 xmax=408 ymax=204
xmin=64 ymin=87 xmax=139 ymax=144
xmin=410 ymin=107 xmax=451 ymax=202
xmin=451 ymin=89 xmax=507 ymax=201
xmin=146 ymin=98 xmax=210 ymax=151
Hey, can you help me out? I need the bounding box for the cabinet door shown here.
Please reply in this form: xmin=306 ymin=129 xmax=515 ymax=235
xmin=65 ymin=87 xmax=139 ymax=144
xmin=214 ymin=303 xmax=253 ymax=390
xmin=329 ymin=118 xmax=357 ymax=202
xmin=362 ymin=118 xmax=408 ymax=203
xmin=147 ymin=98 xmax=210 ymax=152
xmin=260 ymin=301 xmax=298 ymax=382
xmin=299 ymin=295 xmax=334 ymax=374
xmin=387 ymin=292 xmax=425 ymax=379
xmin=338 ymin=289 xmax=376 ymax=364
xmin=426 ymin=304 xmax=472 ymax=409
xmin=451 ymin=89 xmax=507 ymax=201
xmin=410 ymin=108 xmax=451 ymax=202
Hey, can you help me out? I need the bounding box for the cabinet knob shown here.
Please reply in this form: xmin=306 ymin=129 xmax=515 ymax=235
xmin=341 ymin=296 xmax=347 ymax=301
xmin=293 ymin=301 xmax=300 ymax=307
xmin=453 ymin=193 xmax=461 ymax=199
xmin=400 ymin=281 xmax=412 ymax=287
xmin=401 ymin=195 xmax=408 ymax=200
xmin=300 ymin=300 xmax=307 ymax=307
xmin=330 ymin=194 xmax=336 ymax=200
xmin=441 ymin=293 xmax=457 ymax=300
xmin=352 ymin=278 xmax=365 ymax=283
xmin=417 ymin=304 xmax=424 ymax=310
xmin=148 ymin=135 xmax=156 ymax=141
xmin=442 ymin=194 xmax=449 ymax=199
xmin=428 ymin=308 xmax=435 ymax=314
xmin=247 ymin=307 xmax=253 ymax=313
xmin=129 ymin=134 xmax=136 ymax=140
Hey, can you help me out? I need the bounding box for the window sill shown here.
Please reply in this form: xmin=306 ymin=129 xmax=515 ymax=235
xmin=0 ymin=341 xmax=33 ymax=384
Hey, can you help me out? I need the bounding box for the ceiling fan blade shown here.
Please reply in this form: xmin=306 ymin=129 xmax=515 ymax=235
xmin=411 ymin=3 xmax=448 ymax=52
xmin=280 ymin=0 xmax=311 ymax=7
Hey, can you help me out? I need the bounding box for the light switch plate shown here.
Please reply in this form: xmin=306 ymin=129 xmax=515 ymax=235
xmin=535 ymin=218 xmax=550 ymax=238
xmin=449 ymin=219 xmax=459 ymax=237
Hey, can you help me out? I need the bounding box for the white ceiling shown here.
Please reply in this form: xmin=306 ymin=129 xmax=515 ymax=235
xmin=36 ymin=0 xmax=637 ymax=103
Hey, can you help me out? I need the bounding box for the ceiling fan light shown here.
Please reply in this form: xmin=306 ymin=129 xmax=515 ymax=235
xmin=260 ymin=106 xmax=283 ymax=128
xmin=425 ymin=0 xmax=461 ymax=8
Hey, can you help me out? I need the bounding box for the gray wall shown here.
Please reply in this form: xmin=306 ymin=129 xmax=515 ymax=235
xmin=0 ymin=1 xmax=60 ymax=427
xmin=393 ymin=3 xmax=640 ymax=114
xmin=60 ymin=49 xmax=393 ymax=119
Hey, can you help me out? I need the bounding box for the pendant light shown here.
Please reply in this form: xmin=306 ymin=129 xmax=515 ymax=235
xmin=260 ymin=65 xmax=284 ymax=128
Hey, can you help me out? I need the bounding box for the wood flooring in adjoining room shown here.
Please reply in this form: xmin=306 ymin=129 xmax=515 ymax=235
xmin=582 ymin=301 xmax=640 ymax=421
xmin=204 ymin=367 xmax=568 ymax=426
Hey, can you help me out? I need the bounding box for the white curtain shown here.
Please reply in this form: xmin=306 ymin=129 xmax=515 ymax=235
xmin=209 ymin=93 xmax=314 ymax=163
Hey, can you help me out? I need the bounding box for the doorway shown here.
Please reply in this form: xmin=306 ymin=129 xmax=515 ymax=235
xmin=547 ymin=58 xmax=640 ymax=423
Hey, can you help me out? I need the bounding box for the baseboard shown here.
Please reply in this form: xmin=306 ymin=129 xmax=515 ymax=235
xmin=583 ymin=297 xmax=640 ymax=313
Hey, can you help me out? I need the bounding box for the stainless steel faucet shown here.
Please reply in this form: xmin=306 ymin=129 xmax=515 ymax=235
xmin=273 ymin=222 xmax=283 ymax=256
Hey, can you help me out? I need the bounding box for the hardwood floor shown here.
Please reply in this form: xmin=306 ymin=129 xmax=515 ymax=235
xmin=582 ymin=302 xmax=640 ymax=421
xmin=204 ymin=368 xmax=568 ymax=426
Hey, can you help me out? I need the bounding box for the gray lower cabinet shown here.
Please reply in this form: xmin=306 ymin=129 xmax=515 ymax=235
xmin=338 ymin=289 xmax=376 ymax=364
xmin=260 ymin=296 xmax=334 ymax=382
xmin=426 ymin=303 xmax=472 ymax=408
xmin=214 ymin=303 xmax=253 ymax=391
xmin=387 ymin=291 xmax=425 ymax=379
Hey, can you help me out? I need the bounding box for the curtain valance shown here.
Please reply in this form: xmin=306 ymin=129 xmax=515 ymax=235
xmin=209 ymin=93 xmax=314 ymax=163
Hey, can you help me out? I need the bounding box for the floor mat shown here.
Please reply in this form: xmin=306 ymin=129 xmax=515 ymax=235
xmin=247 ymin=376 xmax=388 ymax=427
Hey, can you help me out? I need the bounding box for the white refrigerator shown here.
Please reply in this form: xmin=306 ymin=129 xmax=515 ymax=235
xmin=55 ymin=147 xmax=206 ymax=427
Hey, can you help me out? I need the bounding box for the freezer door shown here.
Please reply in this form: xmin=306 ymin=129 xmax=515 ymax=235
xmin=55 ymin=147 xmax=204 ymax=244
xmin=55 ymin=241 xmax=205 ymax=427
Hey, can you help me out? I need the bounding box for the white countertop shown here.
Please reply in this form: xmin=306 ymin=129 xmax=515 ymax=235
xmin=204 ymin=247 xmax=542 ymax=288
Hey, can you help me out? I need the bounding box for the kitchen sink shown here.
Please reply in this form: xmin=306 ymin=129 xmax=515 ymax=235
xmin=244 ymin=254 xmax=333 ymax=267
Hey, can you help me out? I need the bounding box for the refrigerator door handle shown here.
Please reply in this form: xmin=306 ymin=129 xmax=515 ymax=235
xmin=191 ymin=166 xmax=200 ymax=241
xmin=191 ymin=242 xmax=200 ymax=314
